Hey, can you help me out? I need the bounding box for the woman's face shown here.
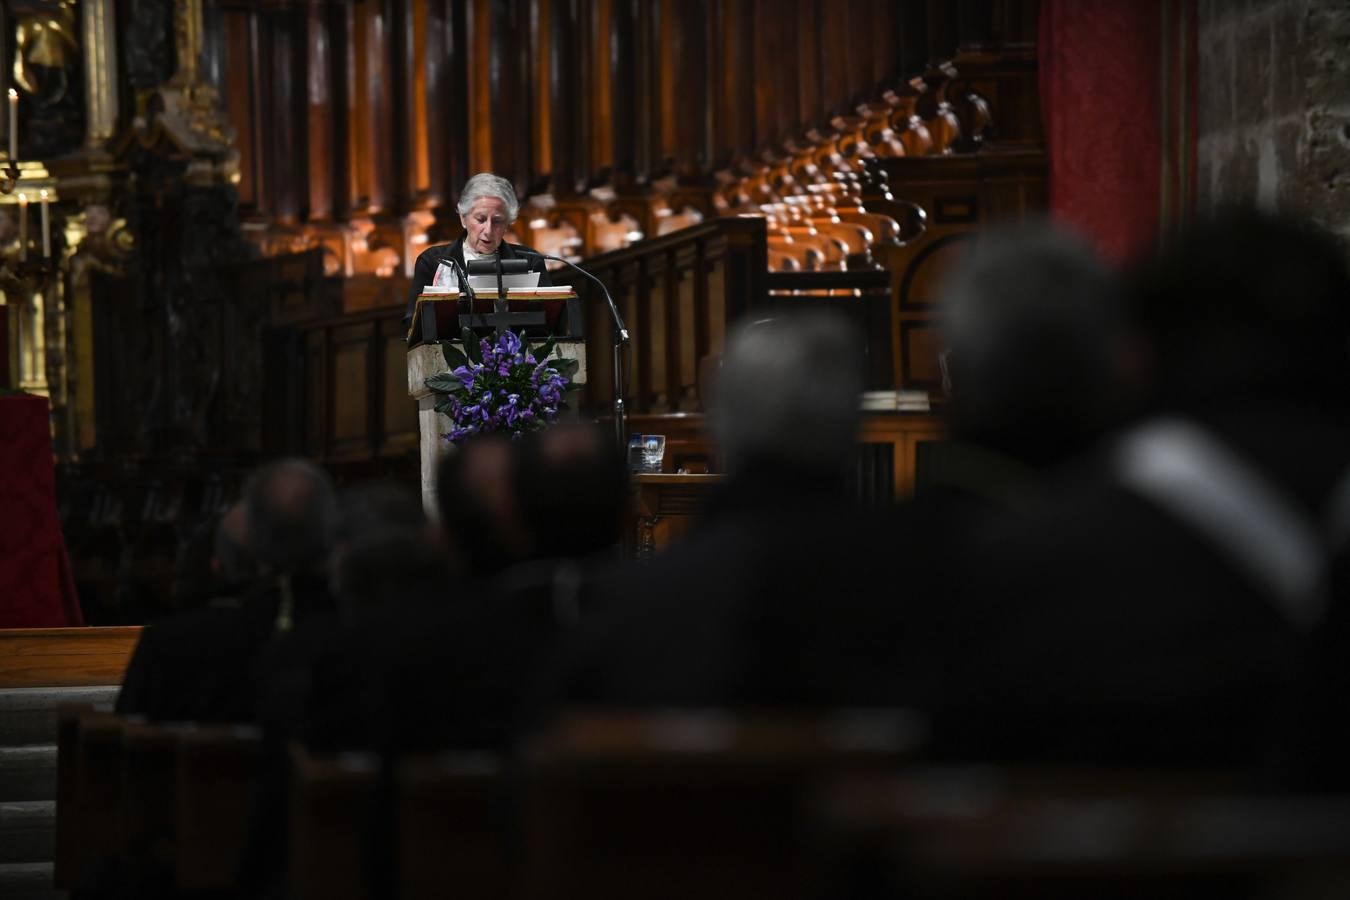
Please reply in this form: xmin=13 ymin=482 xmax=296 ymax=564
xmin=460 ymin=195 xmax=511 ymax=255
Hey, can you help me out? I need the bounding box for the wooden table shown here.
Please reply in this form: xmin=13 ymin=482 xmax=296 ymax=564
xmin=629 ymin=474 xmax=725 ymax=559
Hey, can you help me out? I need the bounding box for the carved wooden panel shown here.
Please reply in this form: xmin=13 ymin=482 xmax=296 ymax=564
xmin=380 ymin=327 xmax=419 ymax=451
xmin=330 ymin=322 xmax=374 ymax=453
xmin=218 ymin=0 xmax=1037 ymax=256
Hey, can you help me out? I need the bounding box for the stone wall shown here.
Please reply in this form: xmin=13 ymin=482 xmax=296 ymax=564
xmin=1197 ymin=0 xmax=1350 ymax=242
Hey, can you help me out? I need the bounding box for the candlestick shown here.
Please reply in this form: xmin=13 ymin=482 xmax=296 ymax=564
xmin=39 ymin=189 xmax=49 ymax=258
xmin=7 ymin=89 xmax=16 ymax=161
xmin=17 ymin=193 xmax=27 ymax=261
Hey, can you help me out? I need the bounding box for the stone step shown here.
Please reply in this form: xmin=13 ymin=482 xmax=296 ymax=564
xmin=0 ymin=861 xmax=66 ymax=900
xmin=0 ymin=800 xmax=55 ymax=864
xmin=0 ymin=687 xmax=118 ymax=747
xmin=0 ymin=745 xmax=57 ymax=802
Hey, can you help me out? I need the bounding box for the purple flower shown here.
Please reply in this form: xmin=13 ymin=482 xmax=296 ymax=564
xmin=433 ymin=329 xmax=575 ymax=444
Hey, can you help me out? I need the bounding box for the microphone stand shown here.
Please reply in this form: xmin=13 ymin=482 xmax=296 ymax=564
xmin=538 ymin=253 xmax=631 ymax=451
xmin=444 ymin=257 xmax=476 ymax=328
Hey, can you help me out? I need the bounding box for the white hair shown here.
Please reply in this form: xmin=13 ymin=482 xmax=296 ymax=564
xmin=711 ymin=312 xmax=863 ymax=474
xmin=456 ymin=172 xmax=520 ymax=222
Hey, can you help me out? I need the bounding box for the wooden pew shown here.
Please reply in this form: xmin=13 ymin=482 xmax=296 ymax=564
xmin=52 ymin=703 xmax=95 ymax=889
xmin=397 ymin=753 xmax=512 ymax=900
xmin=55 ymin=710 xmax=265 ymax=896
xmin=813 ymin=768 xmax=1350 ymax=900
xmin=523 ymin=710 xmax=924 ymax=900
xmin=70 ymin=711 xmax=126 ymax=891
xmin=290 ymin=747 xmax=379 ymax=900
xmin=120 ymin=719 xmax=183 ymax=891
xmin=175 ymin=724 xmax=264 ymax=893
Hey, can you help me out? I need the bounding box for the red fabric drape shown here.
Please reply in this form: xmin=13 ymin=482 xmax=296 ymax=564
xmin=0 ymin=395 xmax=84 ymax=627
xmin=1040 ymin=0 xmax=1192 ymax=264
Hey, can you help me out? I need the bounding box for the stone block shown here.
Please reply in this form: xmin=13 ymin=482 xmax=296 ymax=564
xmin=1234 ymin=18 xmax=1275 ymax=124
xmin=1293 ymin=110 xmax=1350 ymax=230
xmin=1270 ymin=6 xmax=1307 ymax=114
xmin=1217 ymin=135 xmax=1262 ymax=205
xmin=1303 ymin=0 xmax=1350 ymax=106
xmin=1198 ymin=37 xmax=1235 ymax=134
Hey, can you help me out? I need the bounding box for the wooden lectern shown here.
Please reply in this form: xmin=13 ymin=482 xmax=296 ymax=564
xmin=406 ymin=288 xmax=587 ymax=515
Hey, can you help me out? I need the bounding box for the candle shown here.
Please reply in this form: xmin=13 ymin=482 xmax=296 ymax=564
xmin=17 ymin=193 xmax=26 ymax=261
xmin=7 ymin=89 xmax=16 ymax=160
xmin=39 ymin=189 xmax=49 ymax=258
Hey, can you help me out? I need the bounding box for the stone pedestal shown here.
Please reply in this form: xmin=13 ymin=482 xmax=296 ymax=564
xmin=407 ymin=340 xmax=588 ymax=516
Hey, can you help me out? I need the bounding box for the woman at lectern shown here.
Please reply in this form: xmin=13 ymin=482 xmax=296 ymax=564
xmin=403 ymin=172 xmax=552 ymax=329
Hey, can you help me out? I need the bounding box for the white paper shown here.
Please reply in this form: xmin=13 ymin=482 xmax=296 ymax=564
xmin=467 ymin=271 xmax=541 ymax=291
xmin=432 ymin=261 xmax=458 ymax=288
xmin=431 ymin=261 xmax=541 ymax=291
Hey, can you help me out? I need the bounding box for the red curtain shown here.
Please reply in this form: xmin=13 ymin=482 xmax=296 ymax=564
xmin=1040 ymin=0 xmax=1196 ymax=264
xmin=0 ymin=395 xmax=83 ymax=627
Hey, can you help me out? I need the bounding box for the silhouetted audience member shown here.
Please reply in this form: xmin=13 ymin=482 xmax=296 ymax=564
xmin=301 ymin=481 xmax=456 ymax=752
xmin=777 ymin=225 xmax=1132 ymax=720
xmin=116 ymin=458 xmax=339 ymax=722
xmin=327 ymin=480 xmax=444 ymax=615
xmin=436 ymin=434 xmax=529 ymax=579
xmin=930 ymin=223 xmax=1129 ymax=500
xmin=167 ymin=499 xmax=257 ymax=613
xmin=365 ymin=424 xmax=627 ymax=754
xmin=945 ymin=210 xmax=1350 ymax=773
xmin=552 ymin=311 xmax=869 ymax=708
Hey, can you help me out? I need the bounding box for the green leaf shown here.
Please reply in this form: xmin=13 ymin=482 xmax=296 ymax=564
xmin=425 ymin=373 xmax=462 ymax=393
xmin=433 ymin=399 xmax=456 ymax=414
xmin=534 ymin=335 xmax=558 ymax=363
xmin=563 ymin=382 xmax=582 ymax=392
xmin=461 ymin=327 xmax=483 ymax=364
xmin=441 ymin=341 xmax=470 ymax=370
xmin=550 ymin=358 xmax=580 ymax=378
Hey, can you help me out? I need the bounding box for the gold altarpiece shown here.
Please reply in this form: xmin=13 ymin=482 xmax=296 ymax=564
xmin=0 ymin=0 xmax=236 ymax=458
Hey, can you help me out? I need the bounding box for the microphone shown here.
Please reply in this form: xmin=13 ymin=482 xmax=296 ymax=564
xmin=533 ymin=251 xmax=630 ymax=451
xmin=443 ymin=255 xmax=475 ymax=306
xmin=535 ymin=252 xmax=629 ymax=345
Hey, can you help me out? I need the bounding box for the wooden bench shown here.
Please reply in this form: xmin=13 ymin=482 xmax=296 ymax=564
xmin=175 ymin=724 xmax=264 ymax=893
xmin=813 ymin=768 xmax=1350 ymax=900
xmin=523 ymin=710 xmax=924 ymax=900
xmin=289 ymin=747 xmax=380 ymax=900
xmin=398 ymin=753 xmax=512 ymax=900
xmin=54 ymin=710 xmax=263 ymax=895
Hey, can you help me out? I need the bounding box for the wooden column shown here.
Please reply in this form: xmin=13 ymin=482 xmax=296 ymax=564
xmin=710 ymin=0 xmax=752 ymax=166
xmin=547 ymin=0 xmax=580 ymax=190
xmin=608 ymin=0 xmax=637 ymax=181
xmin=818 ymin=0 xmax=850 ymax=116
xmin=306 ymin=1 xmax=334 ymax=222
xmin=589 ymin=0 xmax=614 ymax=174
xmin=402 ymin=0 xmax=431 ymax=207
xmin=364 ymin=0 xmax=395 ymax=214
xmin=268 ymin=8 xmax=304 ymax=224
xmin=466 ymin=0 xmax=493 ymax=176
xmin=342 ymin=3 xmax=364 ymax=211
xmin=795 ymin=0 xmax=821 ymax=130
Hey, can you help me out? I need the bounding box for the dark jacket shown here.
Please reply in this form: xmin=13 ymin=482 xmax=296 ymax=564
xmin=403 ymin=234 xmax=552 ymax=328
xmin=115 ymin=574 xmax=335 ymax=724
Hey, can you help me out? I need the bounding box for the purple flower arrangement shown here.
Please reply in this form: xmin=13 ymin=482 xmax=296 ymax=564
xmin=425 ymin=327 xmax=579 ymax=443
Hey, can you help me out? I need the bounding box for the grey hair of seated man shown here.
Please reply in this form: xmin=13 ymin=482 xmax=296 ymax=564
xmin=243 ymin=458 xmax=340 ymax=575
xmin=937 ymin=222 xmax=1122 ymax=463
xmin=711 ymin=311 xmax=864 ymax=475
xmin=455 ymin=172 xmax=520 ymax=222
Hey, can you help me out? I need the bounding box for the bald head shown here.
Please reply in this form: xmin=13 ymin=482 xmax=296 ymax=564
xmin=243 ymin=458 xmax=339 ymax=575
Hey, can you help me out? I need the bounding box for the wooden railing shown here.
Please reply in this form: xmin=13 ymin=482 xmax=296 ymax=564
xmin=868 ymin=150 xmax=1048 ymax=392
xmin=266 ymin=304 xmax=419 ymax=466
xmin=559 ymin=216 xmax=767 ymax=416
